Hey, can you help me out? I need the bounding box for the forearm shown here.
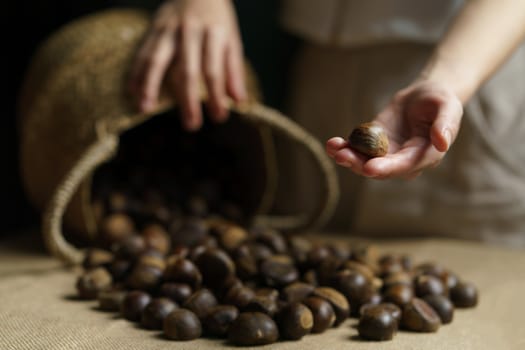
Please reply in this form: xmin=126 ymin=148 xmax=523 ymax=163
xmin=420 ymin=0 xmax=525 ymax=103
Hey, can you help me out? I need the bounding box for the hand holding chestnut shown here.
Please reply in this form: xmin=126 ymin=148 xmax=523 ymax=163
xmin=325 ymin=80 xmax=463 ymax=179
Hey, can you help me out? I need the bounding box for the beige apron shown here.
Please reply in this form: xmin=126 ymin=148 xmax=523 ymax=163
xmin=280 ymin=42 xmax=525 ymax=246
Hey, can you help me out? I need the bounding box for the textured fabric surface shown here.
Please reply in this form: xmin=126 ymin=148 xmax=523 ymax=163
xmin=283 ymin=42 xmax=525 ymax=245
xmin=1 ymin=234 xmax=524 ymax=350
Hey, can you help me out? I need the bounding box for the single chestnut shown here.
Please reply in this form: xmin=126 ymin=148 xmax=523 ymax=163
xmin=234 ymin=247 xmax=259 ymax=281
xmin=260 ymin=256 xmax=299 ymax=288
xmin=163 ymin=258 xmax=202 ymax=290
xmin=223 ymin=285 xmax=256 ymax=309
xmin=100 ymin=213 xmax=135 ymax=245
xmin=423 ymin=294 xmax=454 ymax=324
xmin=97 ymin=290 xmax=126 ymax=312
xmin=204 ymin=305 xmax=239 ymax=337
xmin=210 ymin=222 xmax=248 ymax=252
xmin=305 ymin=245 xmax=331 ymax=269
xmin=360 ymin=303 xmax=401 ymax=324
xmin=303 ymin=297 xmax=336 ymax=333
xmin=316 ymin=257 xmax=344 ymax=286
xmin=194 ymin=248 xmax=236 ymax=289
xmin=126 ymin=265 xmax=163 ymax=291
xmin=160 ymin=283 xmax=193 ymax=304
xmin=112 ymin=234 xmax=146 ymax=260
xmin=76 ymin=267 xmax=113 ymax=300
xmin=383 ymin=271 xmax=413 ymax=289
xmin=163 ymin=309 xmax=202 ymax=341
xmin=255 ymin=288 xmax=279 ymax=302
xmin=287 ymin=235 xmax=312 ymax=266
xmin=108 ymin=259 xmax=132 ymax=282
xmin=401 ymin=298 xmax=441 ymax=332
xmin=348 ymin=122 xmax=389 ymax=157
xmin=343 ymin=261 xmax=375 ymax=281
xmin=312 ymin=287 xmax=350 ymax=326
xmin=183 ymin=289 xmax=218 ymax=319
xmin=244 ymin=295 xmax=279 ymax=317
xmin=141 ymin=224 xmax=171 ymax=255
xmin=450 ymin=281 xmax=478 ymax=308
xmin=358 ymin=304 xmax=398 ymax=341
xmin=228 ymin=312 xmax=279 ymax=346
xmin=121 ymin=291 xmax=152 ymax=322
xmin=281 ymin=282 xmax=315 ymax=303
xmin=277 ymin=302 xmax=313 ymax=340
xmin=186 ymin=195 xmax=209 ymax=217
xmin=255 ymin=229 xmax=288 ymax=254
xmin=302 ymin=270 xmax=318 ymax=286
xmin=170 ymin=217 xmax=208 ymax=248
xmin=414 ymin=274 xmax=446 ymax=298
xmin=82 ymin=248 xmax=114 ymax=269
xmin=331 ymin=269 xmax=376 ymax=316
xmin=383 ymin=284 xmax=414 ymax=308
xmin=141 ymin=297 xmax=178 ymax=330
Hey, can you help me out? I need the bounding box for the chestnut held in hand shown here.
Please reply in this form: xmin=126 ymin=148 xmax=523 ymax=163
xmin=348 ymin=122 xmax=389 ymax=157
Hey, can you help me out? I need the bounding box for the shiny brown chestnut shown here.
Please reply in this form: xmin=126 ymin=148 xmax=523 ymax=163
xmin=228 ymin=312 xmax=279 ymax=346
xmin=348 ymin=122 xmax=389 ymax=157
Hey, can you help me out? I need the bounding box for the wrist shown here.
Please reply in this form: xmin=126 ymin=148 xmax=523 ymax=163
xmin=418 ymin=50 xmax=478 ymax=104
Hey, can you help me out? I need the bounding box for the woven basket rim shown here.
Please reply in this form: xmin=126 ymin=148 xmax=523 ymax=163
xmin=43 ymin=101 xmax=340 ymax=264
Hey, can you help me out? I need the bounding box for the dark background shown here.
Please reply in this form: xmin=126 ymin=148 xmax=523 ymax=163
xmin=4 ymin=0 xmax=297 ymax=236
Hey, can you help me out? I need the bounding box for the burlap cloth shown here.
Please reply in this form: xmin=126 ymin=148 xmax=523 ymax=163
xmin=1 ymin=234 xmax=524 ymax=350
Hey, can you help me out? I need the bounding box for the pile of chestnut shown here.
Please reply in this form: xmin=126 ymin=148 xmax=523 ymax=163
xmin=75 ymin=187 xmax=478 ymax=345
xmin=73 ymin=114 xmax=478 ymax=345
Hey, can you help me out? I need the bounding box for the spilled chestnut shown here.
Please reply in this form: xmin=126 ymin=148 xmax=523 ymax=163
xmin=73 ymin=162 xmax=481 ymax=345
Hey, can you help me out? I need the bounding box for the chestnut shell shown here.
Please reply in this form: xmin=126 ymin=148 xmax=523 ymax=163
xmin=348 ymin=122 xmax=389 ymax=157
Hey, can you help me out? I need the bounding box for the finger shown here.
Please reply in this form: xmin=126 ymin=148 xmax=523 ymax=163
xmin=175 ymin=21 xmax=203 ymax=131
xmin=131 ymin=25 xmax=178 ymax=112
xmin=128 ymin=34 xmax=158 ymax=106
xmin=225 ymin=41 xmax=247 ymax=102
xmin=430 ymin=97 xmax=463 ymax=152
xmin=202 ymin=28 xmax=228 ymax=122
xmin=326 ymin=137 xmax=348 ymax=158
xmin=362 ymin=137 xmax=432 ymax=178
xmin=365 ymin=143 xmax=446 ymax=179
xmin=333 ymin=147 xmax=368 ymax=175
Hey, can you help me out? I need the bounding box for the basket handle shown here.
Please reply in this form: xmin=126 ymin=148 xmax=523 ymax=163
xmin=233 ymin=103 xmax=340 ymax=231
xmin=43 ymin=102 xmax=339 ymax=265
xmin=43 ymin=134 xmax=118 ymax=265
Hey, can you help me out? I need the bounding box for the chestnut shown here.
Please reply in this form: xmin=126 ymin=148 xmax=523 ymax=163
xmin=348 ymin=122 xmax=389 ymax=157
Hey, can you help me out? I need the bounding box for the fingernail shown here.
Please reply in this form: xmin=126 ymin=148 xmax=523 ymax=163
xmin=140 ymin=99 xmax=153 ymax=112
xmin=185 ymin=119 xmax=200 ymax=132
xmin=443 ymin=128 xmax=451 ymax=150
xmin=335 ymin=159 xmax=352 ymax=168
xmin=239 ymin=87 xmax=247 ymax=101
xmin=236 ymin=81 xmax=247 ymax=101
xmin=215 ymin=104 xmax=228 ymax=122
xmin=217 ymin=111 xmax=229 ymax=123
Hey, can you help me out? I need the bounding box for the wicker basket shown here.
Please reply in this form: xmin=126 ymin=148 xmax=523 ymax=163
xmin=18 ymin=9 xmax=339 ymax=265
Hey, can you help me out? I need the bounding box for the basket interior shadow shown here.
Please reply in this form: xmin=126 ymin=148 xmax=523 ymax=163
xmin=90 ymin=107 xmax=273 ymax=234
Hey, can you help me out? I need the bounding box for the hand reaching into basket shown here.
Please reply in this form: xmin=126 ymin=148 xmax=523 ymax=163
xmin=128 ymin=0 xmax=246 ymax=131
xmin=326 ymin=80 xmax=463 ymax=179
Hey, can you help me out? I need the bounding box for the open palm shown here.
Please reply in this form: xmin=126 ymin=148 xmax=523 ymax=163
xmin=326 ymin=81 xmax=463 ymax=179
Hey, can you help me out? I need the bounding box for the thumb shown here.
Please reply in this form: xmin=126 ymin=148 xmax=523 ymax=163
xmin=430 ymin=96 xmax=463 ymax=152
